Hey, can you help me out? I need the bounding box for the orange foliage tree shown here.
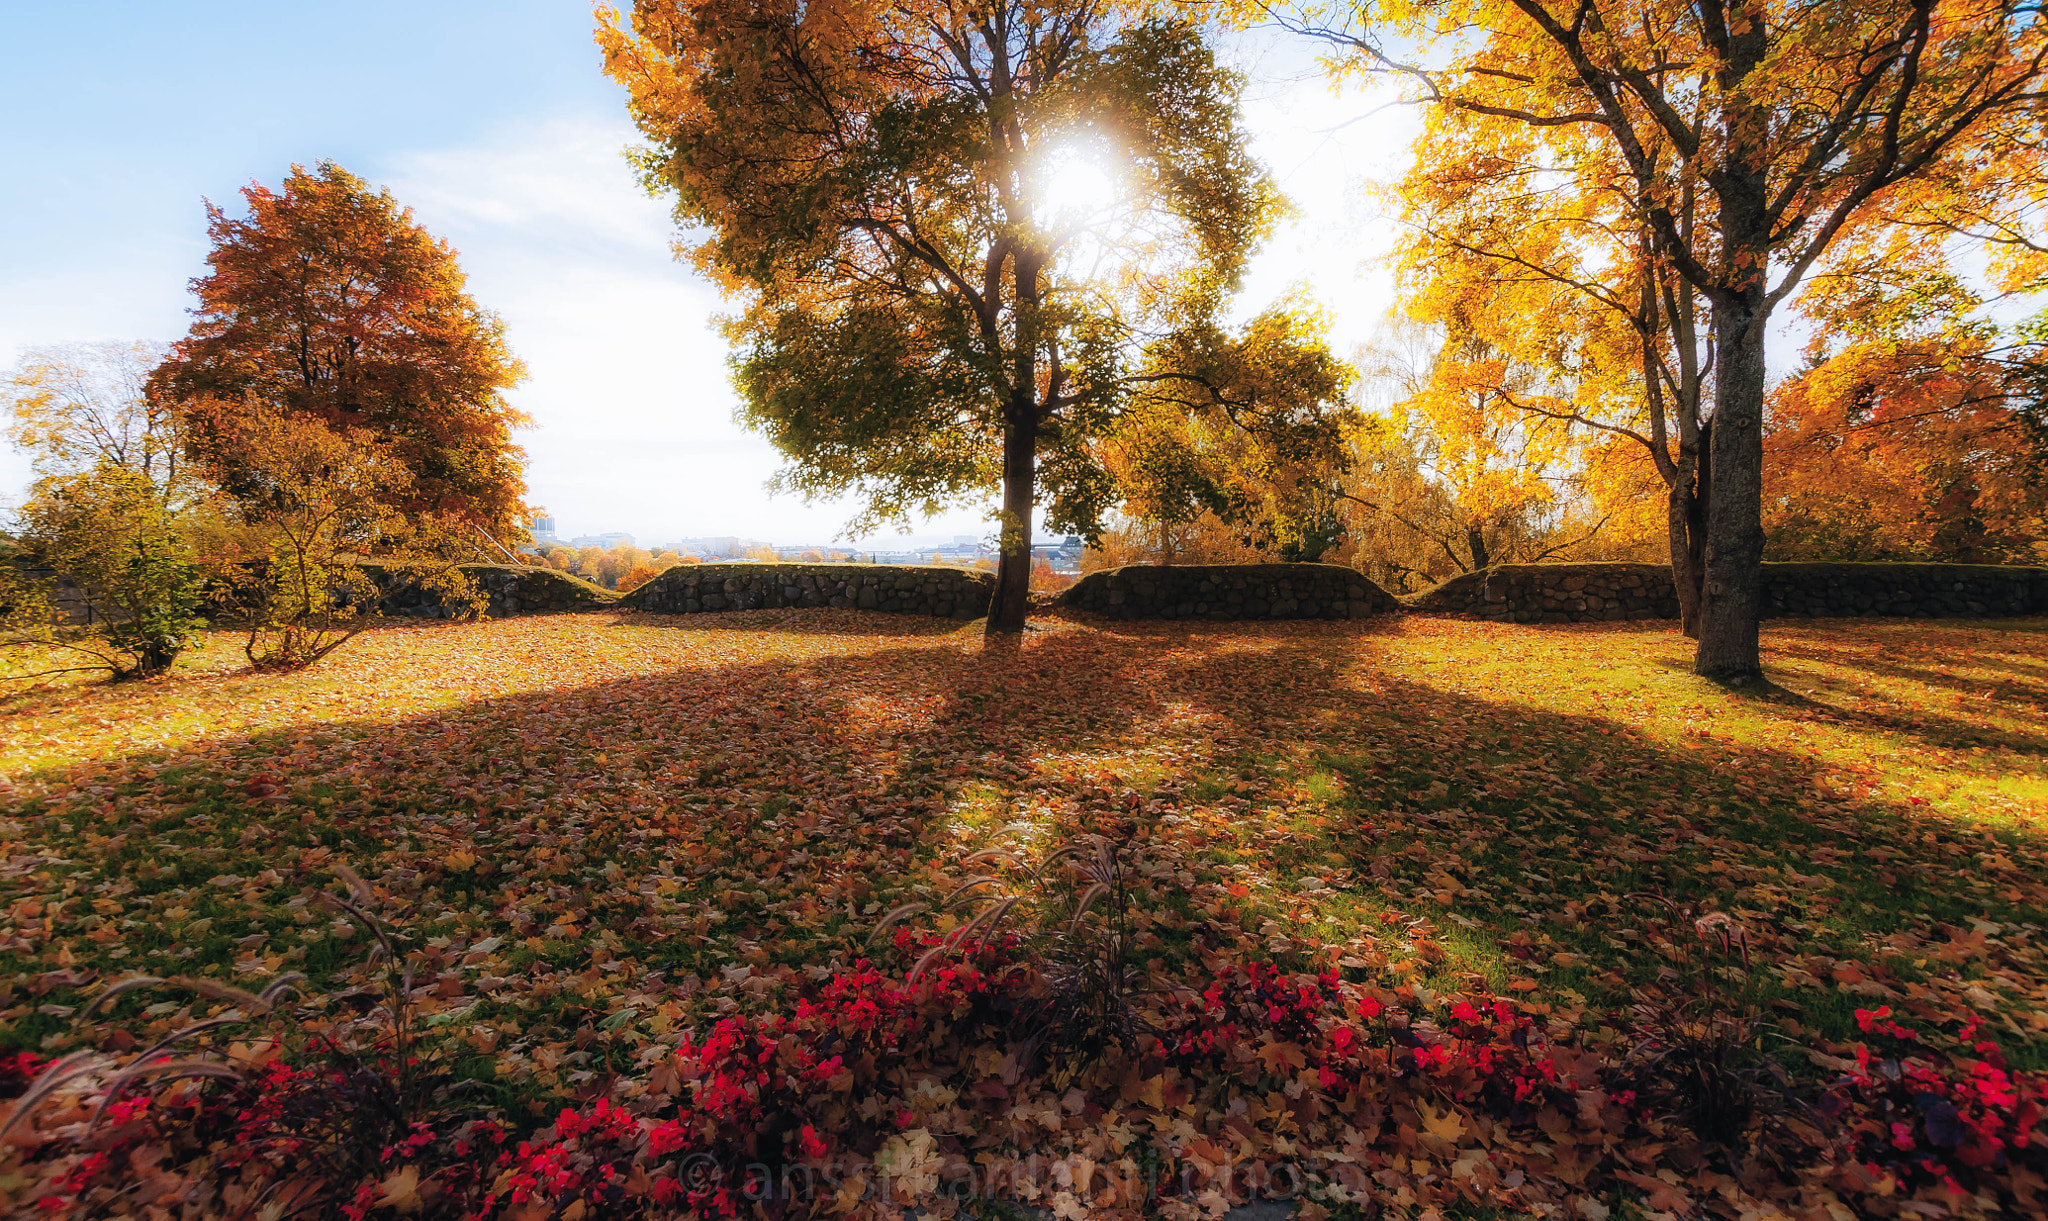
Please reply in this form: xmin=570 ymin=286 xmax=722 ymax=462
xmin=148 ymin=162 xmax=531 ymax=534
xmin=618 ymin=563 xmax=667 ymax=592
xmin=1764 ymin=231 xmax=2048 ymax=561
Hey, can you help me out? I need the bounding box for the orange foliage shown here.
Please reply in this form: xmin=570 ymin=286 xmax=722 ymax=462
xmin=618 ymin=563 xmax=665 ymax=592
xmin=1765 ymin=337 xmax=2046 ymax=563
xmin=149 ymin=162 xmax=530 ymax=532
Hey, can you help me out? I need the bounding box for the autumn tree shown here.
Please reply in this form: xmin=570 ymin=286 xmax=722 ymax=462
xmin=1341 ymin=311 xmax=1634 ymax=579
xmin=1104 ymin=303 xmax=1358 ymax=562
xmin=1 ymin=465 xmax=206 ymax=682
xmin=3 ymin=342 xmax=199 ymax=510
xmin=1764 ymin=228 xmax=2048 ymax=561
xmin=192 ymin=410 xmax=482 ymax=670
xmin=619 ymin=563 xmax=666 ymax=591
xmin=1278 ymin=0 xmax=2048 ymax=678
xmin=1370 ymin=104 xmax=1725 ymax=625
xmin=148 ymin=162 xmax=531 ymax=534
xmin=599 ymin=1 xmax=1346 ymax=632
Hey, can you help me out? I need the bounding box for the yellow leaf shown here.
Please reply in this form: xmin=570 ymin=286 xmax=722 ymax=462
xmin=1137 ymin=1075 xmax=1164 ymax=1109
xmin=1417 ymin=1101 xmax=1465 ymax=1143
xmin=378 ymin=1166 xmax=422 ymax=1214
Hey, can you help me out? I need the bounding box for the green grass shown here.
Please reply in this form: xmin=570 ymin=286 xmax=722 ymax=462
xmin=1 ymin=608 xmax=2043 ymax=1086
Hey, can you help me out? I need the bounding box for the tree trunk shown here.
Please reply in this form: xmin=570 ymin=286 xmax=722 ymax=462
xmin=1696 ymin=309 xmax=1765 ymax=679
xmin=1466 ymin=526 xmax=1490 ymax=571
xmin=1695 ymin=7 xmax=1769 ymax=682
xmin=1668 ymin=419 xmax=1709 ymax=638
xmin=986 ymin=411 xmax=1035 ymax=634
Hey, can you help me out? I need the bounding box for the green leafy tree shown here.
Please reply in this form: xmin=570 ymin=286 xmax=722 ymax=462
xmin=599 ymin=1 xmax=1346 ymax=631
xmin=2 ymin=465 xmax=205 ymax=681
xmin=1105 ymin=304 xmax=1359 ymax=562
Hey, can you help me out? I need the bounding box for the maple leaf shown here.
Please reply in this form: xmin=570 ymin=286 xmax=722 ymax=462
xmin=1416 ymin=1101 xmax=1465 ymax=1143
xmin=377 ymin=1165 xmax=422 ymax=1214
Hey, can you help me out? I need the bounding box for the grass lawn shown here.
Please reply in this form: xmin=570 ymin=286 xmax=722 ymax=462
xmin=3 ymin=610 xmax=2043 ymax=1065
xmin=1 ymin=609 xmax=2045 ymax=1216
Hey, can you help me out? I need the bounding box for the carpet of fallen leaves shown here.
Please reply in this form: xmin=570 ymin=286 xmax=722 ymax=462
xmin=1 ymin=608 xmax=2045 ymax=1217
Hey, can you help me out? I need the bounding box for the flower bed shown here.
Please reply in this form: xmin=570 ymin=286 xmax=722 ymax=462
xmin=6 ymin=946 xmax=2042 ymax=1220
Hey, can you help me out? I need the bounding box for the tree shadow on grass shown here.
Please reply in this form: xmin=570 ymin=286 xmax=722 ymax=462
xmin=0 ymin=617 xmax=2043 ymax=1066
xmin=1644 ymin=628 xmax=2048 ymax=756
xmin=1763 ymin=633 xmax=2048 ymax=718
xmin=613 ymin=608 xmax=978 ymax=638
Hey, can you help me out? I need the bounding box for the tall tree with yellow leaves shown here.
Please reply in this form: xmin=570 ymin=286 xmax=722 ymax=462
xmin=1272 ymin=0 xmax=2047 ymax=678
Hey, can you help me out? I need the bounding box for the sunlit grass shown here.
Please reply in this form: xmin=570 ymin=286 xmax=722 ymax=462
xmin=1 ymin=608 xmax=2041 ymax=1078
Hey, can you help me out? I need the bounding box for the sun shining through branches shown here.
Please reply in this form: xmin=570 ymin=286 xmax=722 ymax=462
xmin=1033 ymin=149 xmax=1123 ymax=230
xmin=598 ymin=2 xmax=1355 ymax=634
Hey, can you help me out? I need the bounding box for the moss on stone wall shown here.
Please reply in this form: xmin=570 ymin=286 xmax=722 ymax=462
xmin=1058 ymin=563 xmax=1401 ymax=621
xmin=1406 ymin=561 xmax=2048 ymax=623
xmin=619 ymin=563 xmax=994 ymax=618
xmin=367 ymin=563 xmax=616 ymax=619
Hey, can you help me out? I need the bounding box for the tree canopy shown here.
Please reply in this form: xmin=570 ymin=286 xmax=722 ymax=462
xmin=147 ymin=162 xmax=531 ymax=535
xmin=599 ymin=0 xmax=1350 ymax=631
xmin=2 ymin=342 xmax=196 ymax=511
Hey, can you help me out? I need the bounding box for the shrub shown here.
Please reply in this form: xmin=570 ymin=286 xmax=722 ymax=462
xmin=194 ymin=410 xmax=483 ymax=670
xmin=1 ymin=464 xmax=205 ymax=681
xmin=618 ymin=562 xmax=669 ymax=592
xmin=875 ymin=834 xmax=1139 ymax=1078
xmin=1613 ymin=899 xmax=1793 ymax=1149
xmin=1028 ymin=561 xmax=1074 ymax=594
xmin=1826 ymin=1004 xmax=2048 ymax=1203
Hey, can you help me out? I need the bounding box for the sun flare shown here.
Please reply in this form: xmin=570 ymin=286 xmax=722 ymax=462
xmin=1036 ymin=154 xmax=1121 ymax=222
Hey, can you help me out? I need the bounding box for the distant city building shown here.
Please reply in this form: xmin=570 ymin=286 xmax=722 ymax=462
xmin=672 ymin=536 xmax=754 ymax=557
xmin=531 ymin=515 xmax=558 ymax=543
xmin=1029 ymin=535 xmax=1084 ymax=573
xmin=569 ymin=531 xmax=635 ymax=550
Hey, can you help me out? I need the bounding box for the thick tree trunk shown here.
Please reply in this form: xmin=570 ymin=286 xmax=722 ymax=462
xmin=1693 ymin=3 xmax=1769 ymax=682
xmin=1668 ymin=419 xmax=1709 ymax=638
xmin=1696 ymin=310 xmax=1765 ymax=679
xmin=1465 ymin=526 xmax=1490 ymax=571
xmin=986 ymin=412 xmax=1035 ymax=635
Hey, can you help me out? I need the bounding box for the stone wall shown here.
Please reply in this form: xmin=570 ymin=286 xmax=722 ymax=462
xmin=1404 ymin=563 xmax=1679 ymax=623
xmin=1406 ymin=561 xmax=2048 ymax=623
xmin=1759 ymin=562 xmax=2048 ymax=619
xmin=373 ymin=563 xmax=615 ymax=619
xmin=1058 ymin=563 xmax=1402 ymax=621
xmin=619 ymin=563 xmax=994 ymax=619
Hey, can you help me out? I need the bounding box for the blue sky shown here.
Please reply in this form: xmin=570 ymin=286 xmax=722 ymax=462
xmin=1 ymin=2 xmax=1411 ymax=546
